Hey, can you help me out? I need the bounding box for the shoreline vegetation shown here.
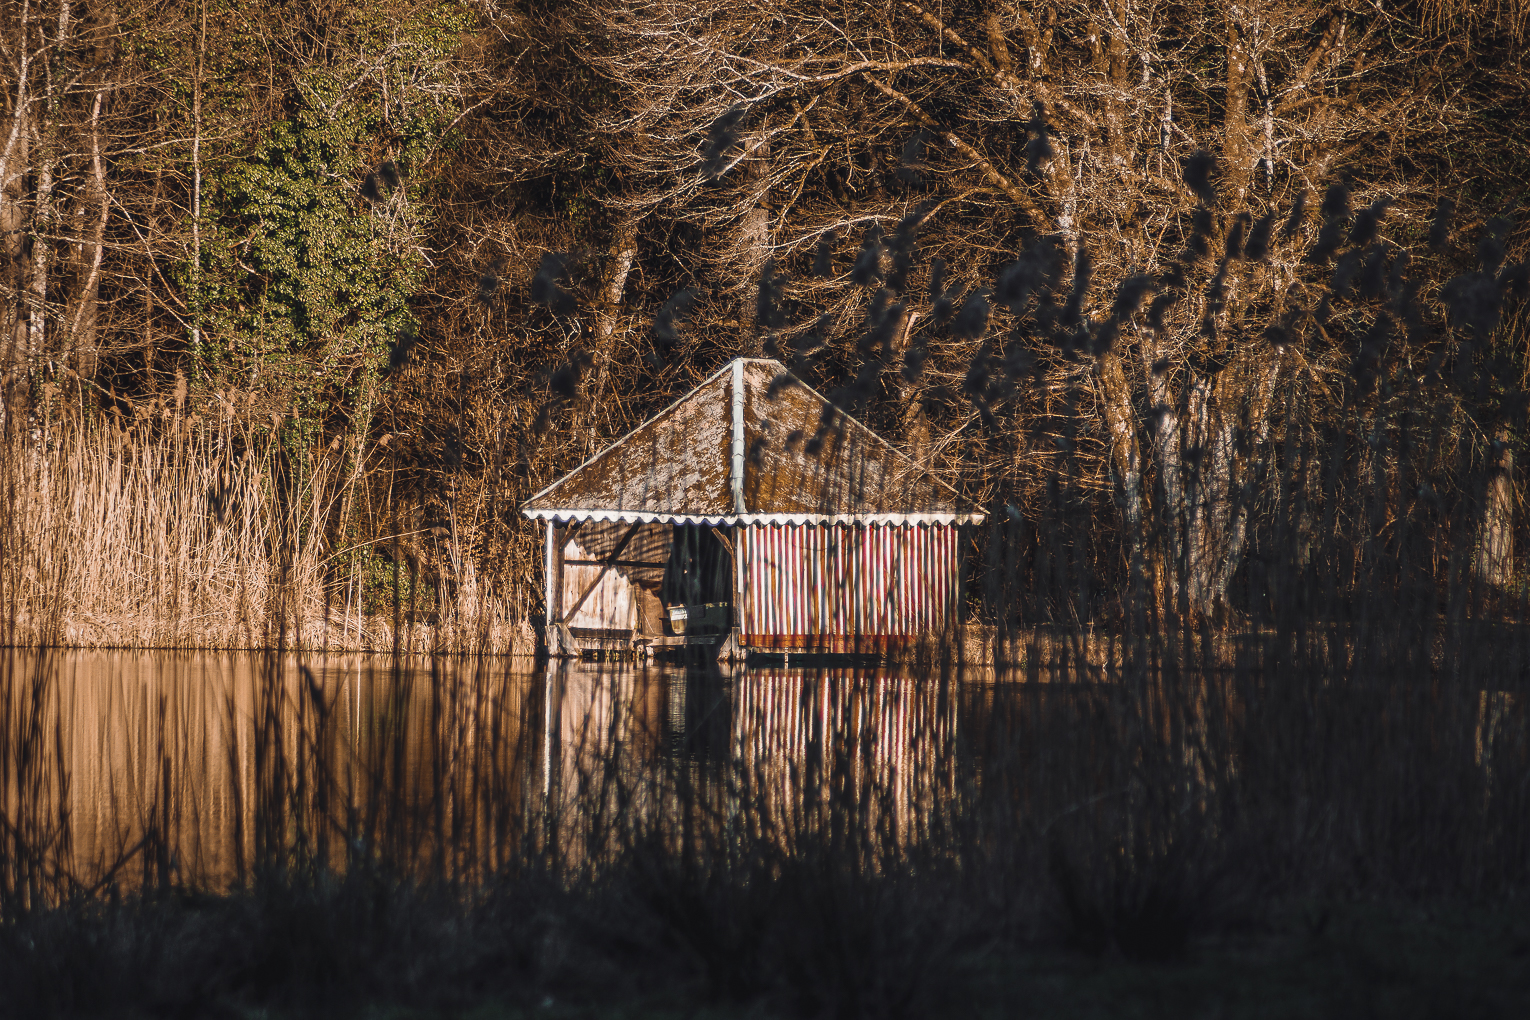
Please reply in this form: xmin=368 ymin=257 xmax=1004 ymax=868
xmin=1 ymin=1 xmax=1528 ymax=1016
xmin=0 ymin=411 xmax=534 ymax=654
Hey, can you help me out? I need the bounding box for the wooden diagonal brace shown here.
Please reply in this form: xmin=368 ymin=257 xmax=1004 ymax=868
xmin=561 ymin=522 xmax=641 ymax=624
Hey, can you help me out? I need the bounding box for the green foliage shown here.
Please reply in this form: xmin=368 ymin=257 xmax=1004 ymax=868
xmin=191 ymin=3 xmax=474 ymax=413
xmin=204 ymin=108 xmax=412 ymax=369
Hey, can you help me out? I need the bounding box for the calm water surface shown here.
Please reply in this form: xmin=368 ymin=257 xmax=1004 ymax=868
xmin=3 ymin=650 xmax=1039 ymax=890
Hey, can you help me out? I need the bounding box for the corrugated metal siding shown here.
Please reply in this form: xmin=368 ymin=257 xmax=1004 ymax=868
xmin=739 ymin=523 xmax=960 ymax=647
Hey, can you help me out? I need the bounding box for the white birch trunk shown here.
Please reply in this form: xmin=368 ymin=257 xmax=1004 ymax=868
xmin=0 ymin=0 xmax=33 ymax=375
xmin=67 ymin=87 xmax=108 ymax=380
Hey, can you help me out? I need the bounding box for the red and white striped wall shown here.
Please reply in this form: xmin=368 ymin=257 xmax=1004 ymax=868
xmin=738 ymin=523 xmax=961 ymax=649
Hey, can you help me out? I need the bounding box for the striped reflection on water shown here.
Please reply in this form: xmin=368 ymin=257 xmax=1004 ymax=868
xmin=730 ymin=669 xmax=959 ymax=840
xmin=541 ymin=663 xmax=960 ymax=848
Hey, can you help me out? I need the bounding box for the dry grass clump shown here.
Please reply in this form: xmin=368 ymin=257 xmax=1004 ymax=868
xmin=0 ymin=405 xmax=525 ymax=653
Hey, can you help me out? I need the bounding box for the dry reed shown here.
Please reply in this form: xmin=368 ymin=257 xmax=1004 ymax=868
xmin=0 ymin=404 xmax=526 ymax=653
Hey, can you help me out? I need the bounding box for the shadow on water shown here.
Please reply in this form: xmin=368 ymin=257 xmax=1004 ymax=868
xmin=0 ymin=637 xmax=1526 ymax=1020
xmin=3 ymin=649 xmax=1031 ymax=893
xmin=1 ymin=638 xmax=1527 ymax=1010
xmin=4 ymin=645 xmax=1526 ymax=904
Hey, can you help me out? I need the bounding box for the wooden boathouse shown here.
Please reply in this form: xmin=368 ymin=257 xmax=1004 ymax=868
xmin=522 ymin=358 xmax=983 ymax=660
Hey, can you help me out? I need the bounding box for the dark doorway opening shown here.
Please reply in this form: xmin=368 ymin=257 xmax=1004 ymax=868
xmin=661 ymin=526 xmax=733 ymax=636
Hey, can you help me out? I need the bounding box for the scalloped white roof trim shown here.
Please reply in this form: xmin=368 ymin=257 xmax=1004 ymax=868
xmin=522 ymin=508 xmax=985 ymax=526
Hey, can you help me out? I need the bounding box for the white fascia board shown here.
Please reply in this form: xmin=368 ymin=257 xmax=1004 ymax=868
xmin=521 ymin=508 xmax=986 ymax=526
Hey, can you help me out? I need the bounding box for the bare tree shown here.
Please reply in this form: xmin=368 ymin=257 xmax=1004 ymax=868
xmin=535 ymin=0 xmax=1471 ymax=614
xmin=0 ymin=0 xmax=1520 ymax=627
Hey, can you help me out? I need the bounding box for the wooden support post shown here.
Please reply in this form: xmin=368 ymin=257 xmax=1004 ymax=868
xmin=733 ymin=524 xmax=744 ymax=659
xmin=707 ymin=524 xmax=745 ymax=662
xmin=543 ymin=519 xmax=558 ymax=648
xmin=544 ymin=519 xmax=574 ymax=656
xmin=728 ymin=358 xmax=746 ymax=662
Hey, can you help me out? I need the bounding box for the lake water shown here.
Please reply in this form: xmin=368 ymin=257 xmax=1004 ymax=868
xmin=4 ymin=649 xmax=1081 ymax=892
xmin=4 ymin=647 xmax=1518 ymax=908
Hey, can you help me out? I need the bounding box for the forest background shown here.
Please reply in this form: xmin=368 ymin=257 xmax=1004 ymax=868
xmin=4 ymin=4 xmax=1530 ymax=1016
xmin=1 ymin=0 xmax=1528 ymax=650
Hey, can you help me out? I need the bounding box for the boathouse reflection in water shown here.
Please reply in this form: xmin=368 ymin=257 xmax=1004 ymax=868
xmin=5 ymin=651 xmax=1010 ymax=889
xmin=543 ymin=660 xmax=963 ymax=850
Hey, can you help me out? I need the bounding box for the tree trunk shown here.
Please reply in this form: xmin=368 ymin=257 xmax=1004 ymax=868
xmin=26 ymin=119 xmax=51 ymax=371
xmin=581 ymin=218 xmax=639 ymax=452
xmin=1141 ymin=328 xmax=1183 ymax=614
xmin=0 ymin=122 xmax=27 ymax=374
xmin=891 ymin=309 xmax=931 ymax=463
xmin=1474 ymin=427 xmax=1515 ymax=589
xmin=1098 ymin=348 xmax=1149 ymax=582
xmin=67 ymin=87 xmax=109 ymax=381
xmin=25 ymin=0 xmax=70 ymax=375
xmin=1181 ymin=371 xmax=1227 ymax=611
xmin=0 ymin=0 xmax=33 ymax=377
xmin=1212 ymin=349 xmax=1284 ymax=600
xmin=734 ymin=129 xmax=773 ymax=318
xmin=190 ymin=0 xmax=205 ymax=366
xmin=1222 ymin=5 xmax=1256 ymax=205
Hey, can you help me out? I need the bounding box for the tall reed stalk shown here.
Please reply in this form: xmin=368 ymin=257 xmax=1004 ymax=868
xmin=0 ymin=403 xmax=521 ymax=652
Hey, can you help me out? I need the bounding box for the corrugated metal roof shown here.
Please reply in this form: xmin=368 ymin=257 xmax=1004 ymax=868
xmin=523 ymin=359 xmax=977 ymax=521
